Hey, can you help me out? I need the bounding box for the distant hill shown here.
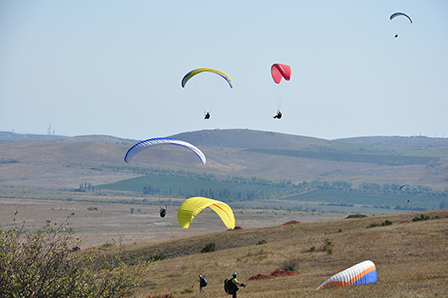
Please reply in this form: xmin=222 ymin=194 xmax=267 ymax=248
xmin=0 ymin=131 xmax=135 ymax=145
xmin=1 ymin=129 xmax=447 ymax=190
xmin=170 ymin=129 xmax=328 ymax=150
xmin=336 ymin=135 xmax=448 ymax=152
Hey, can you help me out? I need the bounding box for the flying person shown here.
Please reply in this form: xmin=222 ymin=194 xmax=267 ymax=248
xmin=273 ymin=111 xmax=282 ymax=119
xmin=204 ymin=112 xmax=210 ymax=119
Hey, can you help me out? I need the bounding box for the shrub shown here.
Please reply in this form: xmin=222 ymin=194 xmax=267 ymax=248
xmin=150 ymin=252 xmax=167 ymax=262
xmin=345 ymin=214 xmax=367 ymax=219
xmin=201 ymin=243 xmax=218 ymax=253
xmin=323 ymin=239 xmax=334 ymax=255
xmin=279 ymin=258 xmax=300 ymax=272
xmin=412 ymin=214 xmax=430 ymax=222
xmin=0 ymin=212 xmax=148 ymax=298
xmin=367 ymin=220 xmax=393 ymax=228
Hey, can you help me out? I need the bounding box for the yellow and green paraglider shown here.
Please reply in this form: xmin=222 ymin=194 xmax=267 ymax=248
xmin=181 ymin=68 xmax=233 ymax=89
xmin=177 ymin=197 xmax=235 ymax=229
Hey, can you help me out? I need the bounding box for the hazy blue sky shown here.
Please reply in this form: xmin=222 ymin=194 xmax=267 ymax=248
xmin=1 ymin=1 xmax=447 ymax=140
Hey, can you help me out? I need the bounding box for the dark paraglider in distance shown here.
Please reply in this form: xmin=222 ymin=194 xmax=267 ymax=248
xmin=400 ymin=184 xmax=419 ymax=203
xmin=204 ymin=112 xmax=210 ymax=119
xmin=273 ymin=111 xmax=282 ymax=119
xmin=160 ymin=205 xmax=167 ymax=218
xmin=399 ymin=184 xmax=419 ymax=192
xmin=390 ymin=12 xmax=412 ymax=38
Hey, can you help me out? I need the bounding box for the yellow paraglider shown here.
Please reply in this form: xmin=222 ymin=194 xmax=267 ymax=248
xmin=177 ymin=197 xmax=235 ymax=229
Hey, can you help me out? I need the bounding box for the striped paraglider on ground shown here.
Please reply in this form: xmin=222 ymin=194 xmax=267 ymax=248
xmin=316 ymin=260 xmax=377 ymax=290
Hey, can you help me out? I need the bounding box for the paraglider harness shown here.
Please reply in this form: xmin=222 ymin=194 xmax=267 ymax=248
xmin=224 ymin=278 xmax=238 ymax=295
xmin=159 ymin=205 xmax=167 ymax=218
xmin=273 ymin=111 xmax=282 ymax=119
xmin=200 ymin=276 xmax=208 ymax=287
xmin=204 ymin=112 xmax=210 ymax=119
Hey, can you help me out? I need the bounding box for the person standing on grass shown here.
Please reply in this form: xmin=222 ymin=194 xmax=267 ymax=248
xmin=198 ymin=274 xmax=207 ymax=292
xmin=229 ymin=272 xmax=246 ymax=298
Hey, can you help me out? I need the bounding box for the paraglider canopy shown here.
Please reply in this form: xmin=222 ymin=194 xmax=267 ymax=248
xmin=316 ymin=260 xmax=377 ymax=290
xmin=390 ymin=12 xmax=412 ymax=23
xmin=271 ymin=63 xmax=291 ymax=84
xmin=124 ymin=137 xmax=206 ymax=164
xmin=399 ymin=184 xmax=419 ymax=192
xmin=177 ymin=197 xmax=235 ymax=229
xmin=181 ymin=68 xmax=233 ymax=88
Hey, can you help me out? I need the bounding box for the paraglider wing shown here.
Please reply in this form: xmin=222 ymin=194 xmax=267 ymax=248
xmin=181 ymin=68 xmax=233 ymax=88
xmin=399 ymin=184 xmax=419 ymax=192
xmin=177 ymin=197 xmax=235 ymax=229
xmin=316 ymin=260 xmax=377 ymax=290
xmin=390 ymin=12 xmax=412 ymax=23
xmin=124 ymin=138 xmax=206 ymax=164
xmin=271 ymin=63 xmax=291 ymax=84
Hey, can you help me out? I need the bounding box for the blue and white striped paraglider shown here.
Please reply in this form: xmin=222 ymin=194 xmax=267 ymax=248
xmin=316 ymin=260 xmax=377 ymax=290
xmin=399 ymin=184 xmax=419 ymax=192
xmin=124 ymin=137 xmax=206 ymax=164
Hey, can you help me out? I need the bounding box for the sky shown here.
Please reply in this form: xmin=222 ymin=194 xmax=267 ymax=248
xmin=1 ymin=1 xmax=447 ymax=141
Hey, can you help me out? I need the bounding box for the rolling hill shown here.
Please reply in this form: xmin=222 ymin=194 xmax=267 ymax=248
xmin=1 ymin=129 xmax=446 ymax=191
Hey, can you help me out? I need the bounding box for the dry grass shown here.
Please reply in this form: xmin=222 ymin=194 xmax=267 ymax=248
xmin=111 ymin=209 xmax=448 ymax=298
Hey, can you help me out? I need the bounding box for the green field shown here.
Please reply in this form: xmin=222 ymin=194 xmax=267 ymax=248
xmin=97 ymin=173 xmax=448 ymax=212
xmin=97 ymin=173 xmax=295 ymax=202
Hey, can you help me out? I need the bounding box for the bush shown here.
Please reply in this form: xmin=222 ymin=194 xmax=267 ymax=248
xmin=150 ymin=252 xmax=168 ymax=262
xmin=323 ymin=239 xmax=334 ymax=255
xmin=367 ymin=220 xmax=393 ymax=228
xmin=0 ymin=212 xmax=148 ymax=298
xmin=201 ymin=243 xmax=218 ymax=253
xmin=279 ymin=258 xmax=300 ymax=272
xmin=345 ymin=214 xmax=367 ymax=219
xmin=412 ymin=214 xmax=430 ymax=222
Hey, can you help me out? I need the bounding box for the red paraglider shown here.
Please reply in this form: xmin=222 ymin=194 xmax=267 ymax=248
xmin=271 ymin=63 xmax=291 ymax=84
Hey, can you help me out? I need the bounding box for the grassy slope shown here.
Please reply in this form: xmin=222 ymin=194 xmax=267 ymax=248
xmin=111 ymin=209 xmax=448 ymax=298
